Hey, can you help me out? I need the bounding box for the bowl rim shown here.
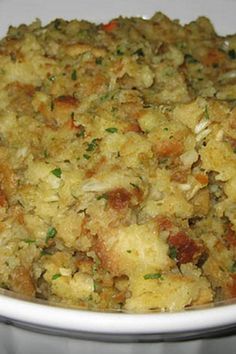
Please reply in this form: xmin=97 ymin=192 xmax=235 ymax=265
xmin=0 ymin=292 xmax=236 ymax=334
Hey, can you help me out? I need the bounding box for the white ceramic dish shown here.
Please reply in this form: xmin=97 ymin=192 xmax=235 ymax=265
xmin=0 ymin=0 xmax=236 ymax=353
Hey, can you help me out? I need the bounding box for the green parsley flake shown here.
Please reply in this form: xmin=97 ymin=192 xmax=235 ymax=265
xmin=130 ymin=182 xmax=139 ymax=189
xmin=230 ymin=261 xmax=236 ymax=273
xmin=44 ymin=150 xmax=49 ymax=158
xmin=96 ymin=193 xmax=109 ymax=200
xmin=48 ymin=75 xmax=56 ymax=82
xmin=40 ymin=250 xmax=48 ymax=256
xmin=96 ymin=57 xmax=103 ymax=65
xmin=134 ymin=48 xmax=144 ymax=57
xmin=83 ymin=154 xmax=91 ymax=160
xmin=46 ymin=227 xmax=57 ymax=243
xmin=184 ymin=53 xmax=198 ymax=64
xmin=86 ymin=139 xmax=98 ymax=152
xmin=169 ymin=246 xmax=177 ymax=260
xmin=144 ymin=273 xmax=163 ymax=280
xmin=23 ymin=239 xmax=36 ymax=244
xmin=51 ymin=167 xmax=62 ymax=178
xmin=204 ymin=106 xmax=210 ymax=120
xmin=100 ymin=93 xmax=110 ymax=102
xmin=52 ymin=273 xmax=61 ymax=280
xmin=71 ymin=69 xmax=77 ymax=80
xmin=105 ymin=127 xmax=118 ymax=133
xmin=116 ymin=48 xmax=124 ymax=56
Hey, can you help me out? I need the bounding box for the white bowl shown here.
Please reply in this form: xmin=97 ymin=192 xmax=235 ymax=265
xmin=0 ymin=1 xmax=236 ymax=353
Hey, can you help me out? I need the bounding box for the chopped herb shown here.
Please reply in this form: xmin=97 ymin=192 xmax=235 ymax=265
xmin=233 ymin=148 xmax=236 ymax=154
xmin=96 ymin=57 xmax=103 ymax=65
xmin=52 ymin=273 xmax=61 ymax=280
xmin=50 ymin=101 xmax=54 ymax=111
xmin=100 ymin=93 xmax=110 ymax=102
xmin=159 ymin=157 xmax=169 ymax=164
xmin=76 ymin=129 xmax=85 ymax=138
xmin=48 ymin=75 xmax=56 ymax=82
xmin=130 ymin=182 xmax=139 ymax=189
xmin=163 ymin=127 xmax=169 ymax=131
xmin=204 ymin=106 xmax=210 ymax=120
xmin=93 ymin=280 xmax=101 ymax=292
xmin=71 ymin=69 xmax=77 ymax=80
xmin=144 ymin=273 xmax=163 ymax=280
xmin=96 ymin=193 xmax=109 ymax=200
xmin=86 ymin=138 xmax=98 ymax=152
xmin=228 ymin=49 xmax=236 ymax=59
xmin=51 ymin=167 xmax=62 ymax=178
xmin=40 ymin=250 xmax=52 ymax=256
xmin=23 ymin=239 xmax=36 ymax=244
xmin=134 ymin=48 xmax=144 ymax=57
xmin=46 ymin=227 xmax=57 ymax=243
xmin=83 ymin=154 xmax=91 ymax=160
xmin=71 ymin=112 xmax=75 ymax=119
xmin=111 ymin=106 xmax=118 ymax=113
xmin=116 ymin=48 xmax=124 ymax=56
xmin=44 ymin=150 xmax=49 ymax=158
xmin=74 ymin=123 xmax=85 ymax=138
xmin=169 ymin=246 xmax=177 ymax=260
xmin=78 ymin=29 xmax=90 ymax=39
xmin=230 ymin=261 xmax=236 ymax=272
xmin=177 ymin=41 xmax=187 ymax=50
xmin=184 ymin=54 xmax=198 ymax=64
xmin=126 ymin=250 xmax=132 ymax=253
xmin=105 ymin=127 xmax=118 ymax=133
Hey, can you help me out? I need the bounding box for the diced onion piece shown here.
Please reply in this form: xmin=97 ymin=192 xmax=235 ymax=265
xmin=82 ymin=180 xmax=107 ymax=192
xmin=218 ymin=70 xmax=236 ymax=82
xmin=59 ymin=268 xmax=72 ymax=276
xmin=180 ymin=149 xmax=198 ymax=167
xmin=196 ymin=128 xmax=211 ymax=142
xmin=194 ymin=119 xmax=209 ymax=134
xmin=215 ymin=129 xmax=224 ymax=142
xmin=44 ymin=195 xmax=59 ymax=202
xmin=221 ymin=40 xmax=229 ymax=51
xmin=178 ymin=183 xmax=191 ymax=191
xmin=16 ymin=147 xmax=28 ymax=158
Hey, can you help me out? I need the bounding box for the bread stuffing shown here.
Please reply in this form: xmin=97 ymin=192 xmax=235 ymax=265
xmin=0 ymin=13 xmax=236 ymax=311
